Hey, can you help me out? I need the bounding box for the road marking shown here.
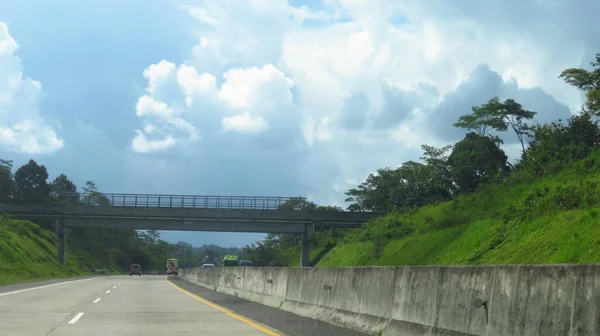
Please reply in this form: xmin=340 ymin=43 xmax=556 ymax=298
xmin=113 ymin=286 xmax=117 ymax=288
xmin=68 ymin=312 xmax=84 ymax=324
xmin=166 ymin=278 xmax=282 ymax=336
xmin=105 ymin=290 xmax=111 ymax=294
xmin=93 ymin=298 xmax=101 ymax=303
xmin=0 ymin=278 xmax=98 ymax=297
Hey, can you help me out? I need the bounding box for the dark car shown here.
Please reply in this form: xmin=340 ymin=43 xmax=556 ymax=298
xmin=129 ymin=264 xmax=142 ymax=276
xmin=239 ymin=260 xmax=253 ymax=267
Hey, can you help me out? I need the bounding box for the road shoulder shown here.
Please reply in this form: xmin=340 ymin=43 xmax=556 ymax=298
xmin=167 ymin=275 xmax=368 ymax=336
xmin=0 ymin=275 xmax=104 ymax=294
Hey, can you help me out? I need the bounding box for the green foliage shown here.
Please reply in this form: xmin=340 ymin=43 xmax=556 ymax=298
xmin=454 ymin=97 xmax=536 ymax=154
xmin=0 ymin=160 xmax=13 ymax=203
xmin=345 ymin=158 xmax=453 ymax=212
xmin=448 ymin=132 xmax=509 ymax=193
xmin=319 ymin=151 xmax=600 ymax=267
xmin=0 ymin=217 xmax=89 ymax=285
xmin=559 ymin=53 xmax=600 ymax=115
xmin=13 ymin=160 xmax=50 ymax=204
xmin=50 ymin=174 xmax=77 ymax=201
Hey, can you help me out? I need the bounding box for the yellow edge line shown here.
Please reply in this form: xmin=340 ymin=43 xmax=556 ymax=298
xmin=165 ymin=277 xmax=282 ymax=336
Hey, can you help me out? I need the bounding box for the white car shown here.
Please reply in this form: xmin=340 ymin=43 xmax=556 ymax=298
xmin=201 ymin=264 xmax=215 ymax=268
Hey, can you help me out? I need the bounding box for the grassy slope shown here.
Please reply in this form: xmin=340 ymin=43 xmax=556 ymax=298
xmin=0 ymin=217 xmax=114 ymax=286
xmin=317 ymin=151 xmax=600 ymax=267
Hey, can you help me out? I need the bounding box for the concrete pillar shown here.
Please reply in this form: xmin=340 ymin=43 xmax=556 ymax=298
xmin=55 ymin=220 xmax=67 ymax=266
xmin=300 ymin=237 xmax=310 ymax=267
xmin=300 ymin=223 xmax=315 ymax=267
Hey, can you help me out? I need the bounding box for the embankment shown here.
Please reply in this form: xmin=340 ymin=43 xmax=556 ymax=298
xmin=180 ymin=264 xmax=600 ymax=336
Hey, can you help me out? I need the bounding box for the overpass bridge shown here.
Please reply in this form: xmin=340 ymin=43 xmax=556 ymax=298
xmin=0 ymin=193 xmax=383 ymax=267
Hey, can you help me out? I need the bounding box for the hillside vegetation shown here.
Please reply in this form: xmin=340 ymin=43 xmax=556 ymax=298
xmin=241 ymin=53 xmax=600 ymax=267
xmin=319 ymin=151 xmax=600 ymax=266
xmin=0 ymin=217 xmax=91 ymax=285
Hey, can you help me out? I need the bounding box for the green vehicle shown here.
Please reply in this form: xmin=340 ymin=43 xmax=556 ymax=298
xmin=222 ymin=255 xmax=240 ymax=267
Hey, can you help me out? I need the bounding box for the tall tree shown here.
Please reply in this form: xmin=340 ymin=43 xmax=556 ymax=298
xmin=454 ymin=97 xmax=537 ymax=154
xmin=420 ymin=144 xmax=456 ymax=197
xmin=345 ymin=167 xmax=403 ymax=212
xmin=13 ymin=159 xmax=50 ymax=204
xmin=50 ymin=173 xmax=77 ymax=201
xmin=448 ymin=132 xmax=509 ymax=193
xmin=559 ymin=53 xmax=600 ymax=115
xmin=81 ymin=180 xmax=110 ymax=205
xmin=0 ymin=159 xmax=14 ymax=202
xmin=453 ymin=103 xmax=507 ymax=139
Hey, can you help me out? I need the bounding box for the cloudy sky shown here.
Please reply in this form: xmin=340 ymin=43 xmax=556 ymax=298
xmin=0 ymin=0 xmax=596 ymax=247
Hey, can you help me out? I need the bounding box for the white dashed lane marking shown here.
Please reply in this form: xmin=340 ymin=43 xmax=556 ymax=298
xmin=68 ymin=312 xmax=84 ymax=324
xmin=93 ymin=298 xmax=101 ymax=303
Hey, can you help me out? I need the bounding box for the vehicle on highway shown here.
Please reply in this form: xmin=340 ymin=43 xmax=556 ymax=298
xmin=129 ymin=264 xmax=142 ymax=276
xmin=239 ymin=260 xmax=253 ymax=267
xmin=201 ymin=263 xmax=215 ymax=268
xmin=222 ymin=255 xmax=240 ymax=267
xmin=166 ymin=258 xmax=179 ymax=275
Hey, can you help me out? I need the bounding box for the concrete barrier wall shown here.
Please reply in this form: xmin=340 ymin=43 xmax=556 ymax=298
xmin=179 ymin=264 xmax=600 ymax=336
xmin=282 ymin=267 xmax=396 ymax=333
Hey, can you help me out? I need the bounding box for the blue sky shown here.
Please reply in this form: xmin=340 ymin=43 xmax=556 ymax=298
xmin=0 ymin=0 xmax=597 ymax=247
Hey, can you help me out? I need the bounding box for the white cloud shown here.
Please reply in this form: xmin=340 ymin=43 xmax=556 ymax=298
xmin=0 ymin=21 xmax=63 ymax=154
xmin=223 ymin=113 xmax=268 ymax=133
xmin=131 ymin=0 xmax=597 ymax=204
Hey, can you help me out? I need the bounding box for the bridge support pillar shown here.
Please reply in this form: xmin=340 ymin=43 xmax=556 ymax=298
xmin=300 ymin=223 xmax=314 ymax=268
xmin=55 ymin=220 xmax=67 ymax=266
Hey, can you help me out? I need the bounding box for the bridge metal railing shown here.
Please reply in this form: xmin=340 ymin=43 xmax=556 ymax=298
xmin=62 ymin=193 xmax=309 ymax=210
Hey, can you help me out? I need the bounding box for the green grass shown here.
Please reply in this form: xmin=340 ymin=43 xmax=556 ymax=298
xmin=315 ymin=150 xmax=600 ymax=267
xmin=0 ymin=217 xmax=117 ymax=286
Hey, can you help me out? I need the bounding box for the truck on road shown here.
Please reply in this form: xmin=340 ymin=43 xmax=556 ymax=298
xmin=166 ymin=258 xmax=179 ymax=275
xmin=222 ymin=255 xmax=240 ymax=267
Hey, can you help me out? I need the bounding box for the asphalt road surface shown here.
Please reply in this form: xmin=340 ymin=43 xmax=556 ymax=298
xmin=0 ymin=275 xmax=367 ymax=336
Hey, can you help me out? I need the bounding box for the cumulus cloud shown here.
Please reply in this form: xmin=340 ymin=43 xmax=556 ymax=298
xmin=0 ymin=22 xmax=63 ymax=154
xmin=131 ymin=0 xmax=596 ymax=205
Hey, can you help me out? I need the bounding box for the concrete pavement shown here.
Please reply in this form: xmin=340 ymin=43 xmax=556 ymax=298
xmin=0 ymin=275 xmax=366 ymax=336
xmin=0 ymin=275 xmax=284 ymax=335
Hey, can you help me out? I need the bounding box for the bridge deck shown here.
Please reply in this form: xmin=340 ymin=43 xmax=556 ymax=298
xmin=66 ymin=193 xmax=305 ymax=210
xmin=0 ymin=193 xmax=383 ymax=229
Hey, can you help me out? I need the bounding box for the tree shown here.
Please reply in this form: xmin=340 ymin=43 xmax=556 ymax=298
xmin=448 ymin=132 xmax=509 ymax=193
xmin=453 ymin=103 xmax=507 ymax=139
xmin=202 ymin=248 xmax=218 ymax=264
xmin=13 ymin=159 xmax=50 ymax=204
xmin=454 ymin=97 xmax=537 ymax=154
xmin=50 ymin=173 xmax=77 ymax=201
xmin=345 ymin=158 xmax=455 ymax=213
xmin=564 ymin=111 xmax=600 ymax=159
xmin=81 ymin=180 xmax=110 ymax=206
xmin=345 ymin=167 xmax=403 ymax=212
xmin=523 ymin=112 xmax=600 ymax=176
xmin=0 ymin=159 xmax=14 ymax=202
xmin=559 ymin=53 xmax=600 ymax=115
xmin=278 ymin=197 xmax=315 ymax=211
xmin=420 ymin=144 xmax=456 ymax=197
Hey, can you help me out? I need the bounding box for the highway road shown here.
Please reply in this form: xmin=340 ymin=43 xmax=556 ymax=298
xmin=0 ymin=275 xmax=367 ymax=336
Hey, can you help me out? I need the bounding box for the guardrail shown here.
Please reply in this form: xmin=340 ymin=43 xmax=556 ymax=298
xmin=62 ymin=193 xmax=308 ymax=210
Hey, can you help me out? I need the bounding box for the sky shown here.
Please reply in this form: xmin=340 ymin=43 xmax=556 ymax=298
xmin=0 ymin=0 xmax=597 ymax=247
